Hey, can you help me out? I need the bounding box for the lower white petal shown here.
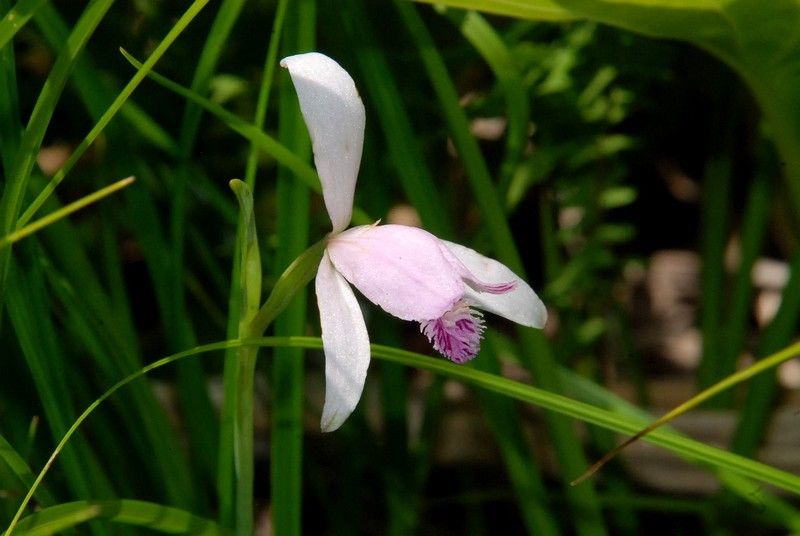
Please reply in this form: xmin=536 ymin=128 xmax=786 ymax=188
xmin=316 ymin=251 xmax=371 ymax=432
xmin=442 ymin=241 xmax=547 ymax=329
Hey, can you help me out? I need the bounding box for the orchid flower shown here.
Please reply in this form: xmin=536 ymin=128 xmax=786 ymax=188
xmin=281 ymin=52 xmax=547 ymax=432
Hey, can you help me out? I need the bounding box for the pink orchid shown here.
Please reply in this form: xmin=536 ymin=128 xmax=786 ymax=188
xmin=281 ymin=52 xmax=547 ymax=431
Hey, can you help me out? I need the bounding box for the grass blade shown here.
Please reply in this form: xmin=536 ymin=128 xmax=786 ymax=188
xmin=9 ymin=499 xmax=226 ymax=535
xmin=0 ymin=0 xmax=47 ymax=51
xmin=340 ymin=0 xmax=454 ymax=238
xmin=0 ymin=0 xmax=115 ymax=320
xmin=12 ymin=335 xmax=800 ymax=533
xmin=0 ymin=0 xmax=21 ymax=173
xmin=270 ymin=4 xmax=315 ymax=534
xmin=17 ymin=0 xmax=212 ymax=228
xmin=0 ymin=177 xmax=134 ymax=249
xmin=394 ymin=4 xmax=606 ymax=534
xmin=32 ymin=2 xmax=178 ymax=155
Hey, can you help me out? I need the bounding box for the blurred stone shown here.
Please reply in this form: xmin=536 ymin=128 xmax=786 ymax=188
xmin=755 ymin=290 xmax=783 ymax=327
xmin=469 ymin=117 xmax=507 ymax=141
xmin=752 ymin=258 xmax=790 ymax=290
xmin=386 ymin=204 xmax=422 ymax=227
xmin=37 ymin=144 xmax=71 ymax=176
xmin=633 ymin=250 xmax=701 ymax=370
xmin=656 ymin=158 xmax=700 ymax=202
xmin=778 ymin=357 xmax=800 ymax=389
xmin=559 ymin=206 xmax=584 ymax=229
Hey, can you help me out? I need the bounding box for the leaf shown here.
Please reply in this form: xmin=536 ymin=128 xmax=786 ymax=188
xmin=412 ymin=0 xmax=800 ymax=213
xmin=0 ymin=0 xmax=47 ymax=50
xmin=8 ymin=500 xmax=227 ymax=535
xmin=416 ymin=0 xmax=575 ymax=21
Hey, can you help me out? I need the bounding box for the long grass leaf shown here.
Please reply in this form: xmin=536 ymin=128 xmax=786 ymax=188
xmin=732 ymin=248 xmax=800 ymax=455
xmin=17 ymin=0 xmax=211 ymax=227
xmin=0 ymin=177 xmax=134 ymax=249
xmin=12 ymin=336 xmax=800 ymax=534
xmin=0 ymin=0 xmax=114 ymax=320
xmin=393 ymin=4 xmax=607 ymax=534
xmin=0 ymin=434 xmax=56 ymax=507
xmin=445 ymin=10 xmax=531 ymax=193
xmin=270 ymin=4 xmax=315 ymax=534
xmin=6 ymin=246 xmax=116 ymax=533
xmin=9 ymin=499 xmax=226 ymax=536
xmin=341 ymin=0 xmax=453 ymax=238
xmin=0 ymin=0 xmax=21 ymax=174
xmin=32 ymin=2 xmax=178 ymax=155
xmin=167 ymin=0 xmax=250 ymax=496
xmin=559 ymin=368 xmax=800 ymax=531
xmin=0 ymin=0 xmax=47 ymax=51
xmin=714 ymin=170 xmax=771 ymax=405
xmin=475 ymin=335 xmax=560 ymax=535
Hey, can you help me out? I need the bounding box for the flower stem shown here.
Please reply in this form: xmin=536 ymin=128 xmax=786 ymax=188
xmin=233 ymin=347 xmax=257 ymax=536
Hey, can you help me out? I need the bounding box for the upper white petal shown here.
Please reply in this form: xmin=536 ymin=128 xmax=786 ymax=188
xmin=442 ymin=240 xmax=547 ymax=329
xmin=281 ymin=52 xmax=365 ymax=233
xmin=315 ymin=251 xmax=371 ymax=432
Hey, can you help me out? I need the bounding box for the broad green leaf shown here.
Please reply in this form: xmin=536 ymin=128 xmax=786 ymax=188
xmin=414 ymin=0 xmax=800 ymax=215
xmin=417 ymin=0 xmax=574 ymax=21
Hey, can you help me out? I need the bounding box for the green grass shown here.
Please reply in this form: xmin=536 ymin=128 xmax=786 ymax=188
xmin=4 ymin=1 xmax=800 ymax=534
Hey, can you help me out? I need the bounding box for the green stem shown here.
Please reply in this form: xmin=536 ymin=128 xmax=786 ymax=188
xmin=696 ymin=154 xmax=732 ymax=393
xmin=715 ymin=170 xmax=770 ymax=406
xmin=248 ymin=239 xmax=326 ymax=337
xmin=234 ymin=347 xmax=257 ymax=536
xmin=218 ymin=2 xmax=289 ymax=528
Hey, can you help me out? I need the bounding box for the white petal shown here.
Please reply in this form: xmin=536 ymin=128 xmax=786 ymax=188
xmin=315 ymin=251 xmax=371 ymax=432
xmin=442 ymin=241 xmax=547 ymax=329
xmin=281 ymin=53 xmax=365 ymax=233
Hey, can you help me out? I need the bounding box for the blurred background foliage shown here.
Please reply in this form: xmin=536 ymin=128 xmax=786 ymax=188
xmin=2 ymin=0 xmax=800 ymax=534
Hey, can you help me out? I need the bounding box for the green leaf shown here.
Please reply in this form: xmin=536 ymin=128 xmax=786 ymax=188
xmin=412 ymin=0 xmax=800 ymax=219
xmin=394 ymin=5 xmax=607 ymax=533
xmin=0 ymin=433 xmax=56 ymax=507
xmin=12 ymin=335 xmax=800 ymax=532
xmin=229 ymin=180 xmax=262 ymax=327
xmin=8 ymin=500 xmax=227 ymax=535
xmin=0 ymin=0 xmax=115 ymax=321
xmin=598 ymin=186 xmax=637 ymax=209
xmin=416 ymin=0 xmax=574 ymax=21
xmin=0 ymin=0 xmax=47 ymax=51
